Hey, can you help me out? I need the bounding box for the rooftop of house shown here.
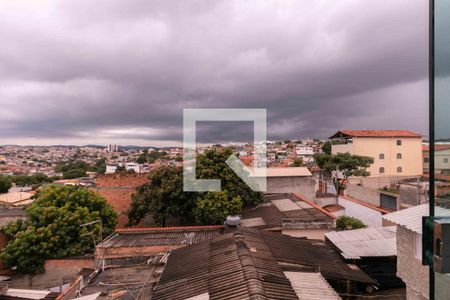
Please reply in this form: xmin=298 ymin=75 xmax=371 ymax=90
xmin=329 ymin=130 xmax=422 ymax=139
xmin=98 ymin=225 xmax=224 ymax=249
xmin=325 ymin=226 xmax=397 ymax=260
xmin=252 ymin=167 xmax=312 ymax=177
xmin=152 ymin=228 xmax=375 ymax=300
xmin=241 ymin=193 xmax=335 ymax=230
xmin=422 ymin=144 xmax=450 ymax=152
xmin=0 ymin=192 xmax=35 ymax=206
xmin=79 ymin=264 xmax=165 ymax=299
xmin=383 ymin=203 xmax=450 ymax=234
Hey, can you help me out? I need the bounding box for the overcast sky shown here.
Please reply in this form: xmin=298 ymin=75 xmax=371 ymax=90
xmin=0 ymin=0 xmax=429 ymax=146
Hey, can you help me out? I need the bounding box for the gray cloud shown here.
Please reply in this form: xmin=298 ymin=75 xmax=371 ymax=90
xmin=0 ymin=0 xmax=429 ymax=145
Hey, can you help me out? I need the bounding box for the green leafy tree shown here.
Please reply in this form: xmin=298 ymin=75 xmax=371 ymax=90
xmin=63 ymin=169 xmax=86 ymax=179
xmin=322 ymin=141 xmax=332 ymax=155
xmin=336 ymin=215 xmax=367 ymax=231
xmin=127 ymin=148 xmax=263 ymax=226
xmin=0 ymin=186 xmax=117 ymax=274
xmin=9 ymin=173 xmax=54 ymax=186
xmin=0 ymin=176 xmax=12 ymax=193
xmin=314 ymin=152 xmax=373 ymax=198
xmin=91 ymin=158 xmax=107 ymax=174
xmin=193 ymin=192 xmax=242 ymax=224
xmin=290 ymin=158 xmax=303 ymax=167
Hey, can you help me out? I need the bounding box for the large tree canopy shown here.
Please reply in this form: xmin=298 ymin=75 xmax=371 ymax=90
xmin=127 ymin=148 xmax=263 ymax=226
xmin=0 ymin=185 xmax=117 ymax=274
xmin=314 ymin=152 xmax=374 ymax=197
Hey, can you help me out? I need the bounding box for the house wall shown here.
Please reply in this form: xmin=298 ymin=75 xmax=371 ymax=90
xmin=338 ymin=197 xmax=384 ymax=227
xmin=434 ymin=149 xmax=450 ymax=174
xmin=352 ymin=137 xmax=423 ymax=177
xmin=266 ymin=176 xmax=315 ymax=200
xmin=8 ymin=258 xmax=94 ymax=290
xmin=396 ymin=226 xmax=429 ymax=300
xmin=95 ymin=173 xmax=150 ymax=227
xmin=332 ymin=143 xmax=354 ymax=154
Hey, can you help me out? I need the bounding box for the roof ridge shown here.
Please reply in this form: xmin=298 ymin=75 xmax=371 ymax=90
xmin=115 ymin=225 xmax=224 ymax=233
xmin=233 ymin=232 xmax=267 ymax=298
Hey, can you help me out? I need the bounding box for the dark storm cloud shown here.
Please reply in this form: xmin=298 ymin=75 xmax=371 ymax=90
xmin=0 ymin=0 xmax=429 ymax=145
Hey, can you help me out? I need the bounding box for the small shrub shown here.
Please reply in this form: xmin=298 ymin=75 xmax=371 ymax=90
xmin=336 ymin=215 xmax=367 ymax=231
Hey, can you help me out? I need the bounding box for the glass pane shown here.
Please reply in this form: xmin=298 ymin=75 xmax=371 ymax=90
xmin=434 ymin=0 xmax=450 ymax=299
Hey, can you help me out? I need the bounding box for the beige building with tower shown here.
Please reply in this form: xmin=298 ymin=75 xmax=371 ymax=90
xmin=330 ymin=130 xmax=423 ymax=178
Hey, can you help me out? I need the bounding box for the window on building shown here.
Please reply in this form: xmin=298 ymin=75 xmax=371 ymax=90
xmin=424 ymin=157 xmax=430 ymax=163
xmin=379 ymin=167 xmax=385 ymax=174
xmin=397 ymin=153 xmax=402 ymax=159
xmin=379 ymin=153 xmax=385 ymax=159
xmin=396 ymin=140 xmax=402 ymax=146
xmin=397 ymin=167 xmax=402 ymax=173
xmin=444 ymin=158 xmax=449 ymax=164
xmin=414 ymin=233 xmax=423 ymax=261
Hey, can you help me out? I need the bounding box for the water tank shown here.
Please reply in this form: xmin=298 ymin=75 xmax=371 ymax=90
xmin=225 ymin=215 xmax=241 ymax=227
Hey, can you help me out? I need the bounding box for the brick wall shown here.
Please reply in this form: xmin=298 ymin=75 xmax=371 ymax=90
xmin=8 ymin=258 xmax=94 ymax=290
xmin=396 ymin=226 xmax=429 ymax=300
xmin=95 ymin=173 xmax=149 ymax=228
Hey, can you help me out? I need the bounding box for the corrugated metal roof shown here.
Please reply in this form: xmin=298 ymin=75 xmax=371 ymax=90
xmin=284 ymin=272 xmax=341 ymax=300
xmin=99 ymin=226 xmax=223 ymax=248
xmin=241 ymin=193 xmax=334 ymax=230
xmin=2 ymin=289 xmax=50 ymax=300
xmin=383 ymin=204 xmax=450 ymax=234
xmin=325 ymin=227 xmax=397 ymax=259
xmin=153 ymin=228 xmax=375 ymax=300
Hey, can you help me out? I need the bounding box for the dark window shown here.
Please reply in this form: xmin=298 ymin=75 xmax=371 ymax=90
xmin=379 ymin=153 xmax=385 ymax=159
xmin=396 ymin=140 xmax=402 ymax=146
xmin=424 ymin=157 xmax=430 ymax=163
xmin=379 ymin=167 xmax=385 ymax=174
xmin=444 ymin=158 xmax=449 ymax=164
xmin=397 ymin=153 xmax=402 ymax=159
xmin=397 ymin=167 xmax=402 ymax=173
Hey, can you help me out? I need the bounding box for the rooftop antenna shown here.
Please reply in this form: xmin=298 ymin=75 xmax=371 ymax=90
xmin=80 ymin=219 xmax=103 ymax=271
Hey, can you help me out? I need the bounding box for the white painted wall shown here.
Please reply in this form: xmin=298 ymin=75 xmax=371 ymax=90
xmin=338 ymin=197 xmax=383 ymax=227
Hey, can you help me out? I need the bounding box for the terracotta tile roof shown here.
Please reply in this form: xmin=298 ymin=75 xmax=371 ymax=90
xmin=422 ymin=144 xmax=450 ymax=151
xmin=330 ymin=130 xmax=422 ymax=139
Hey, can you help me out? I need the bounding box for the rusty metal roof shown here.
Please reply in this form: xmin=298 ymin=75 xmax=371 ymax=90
xmin=99 ymin=226 xmax=224 ymax=248
xmin=153 ymin=229 xmax=375 ymax=300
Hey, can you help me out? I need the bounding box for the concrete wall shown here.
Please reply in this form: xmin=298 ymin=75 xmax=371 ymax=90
xmin=332 ymin=143 xmax=353 ymax=154
xmin=266 ymin=176 xmax=315 ymax=200
xmin=9 ymin=258 xmax=94 ymax=290
xmin=95 ymin=173 xmax=150 ymax=227
xmin=338 ymin=197 xmax=384 ymax=227
xmin=435 ymin=272 xmax=450 ymax=300
xmin=396 ymin=226 xmax=429 ymax=300
xmin=345 ymin=184 xmax=380 ymax=206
